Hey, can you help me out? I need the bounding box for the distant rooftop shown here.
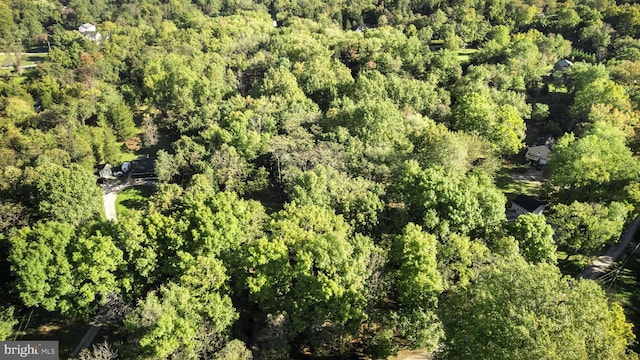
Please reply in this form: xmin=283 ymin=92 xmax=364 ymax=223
xmin=78 ymin=23 xmax=102 ymax=42
xmin=78 ymin=23 xmax=96 ymax=33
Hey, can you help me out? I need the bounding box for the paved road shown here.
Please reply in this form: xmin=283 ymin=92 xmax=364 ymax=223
xmin=71 ymin=325 xmax=101 ymax=357
xmin=578 ymin=214 xmax=640 ymax=279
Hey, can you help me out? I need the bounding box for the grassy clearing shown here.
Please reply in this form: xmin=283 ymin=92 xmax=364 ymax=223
xmin=548 ymin=83 xmax=568 ymax=93
xmin=119 ymin=151 xmax=138 ymax=163
xmin=0 ymin=52 xmax=48 ymax=68
xmin=116 ymin=185 xmax=154 ymax=216
xmin=457 ymin=48 xmax=478 ymax=63
xmin=495 ymin=163 xmax=543 ymax=201
xmin=556 ymin=249 xmax=589 ymax=276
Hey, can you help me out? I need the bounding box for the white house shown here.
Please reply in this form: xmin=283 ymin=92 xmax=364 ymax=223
xmin=99 ymin=164 xmax=114 ymax=179
xmin=525 ymin=145 xmax=552 ymax=165
xmin=78 ymin=23 xmax=102 ymax=42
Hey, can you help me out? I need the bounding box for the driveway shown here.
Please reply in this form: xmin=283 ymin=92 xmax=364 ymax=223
xmin=512 ymin=167 xmax=545 ymax=183
xmin=102 ymin=182 xmax=130 ymax=222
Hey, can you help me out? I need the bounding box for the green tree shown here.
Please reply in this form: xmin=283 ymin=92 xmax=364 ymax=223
xmin=570 ymin=79 xmax=631 ymax=121
xmin=9 ymin=221 xmax=124 ymax=315
xmin=392 ymin=223 xmax=442 ymax=310
xmin=9 ymin=222 xmax=77 ymax=314
xmin=437 ymin=233 xmax=490 ymax=290
xmin=0 ymin=306 xmax=17 ymax=341
xmin=411 ymin=122 xmax=494 ymax=175
xmin=214 ymin=340 xmax=252 ymax=360
xmin=246 ymin=204 xmax=373 ymax=333
xmin=566 ymin=63 xmax=609 ymax=94
xmin=397 ymin=160 xmax=506 ymax=238
xmin=124 ymin=282 xmax=237 ymax=359
xmin=112 ymin=212 xmax=158 ymax=299
xmin=508 ymin=214 xmax=557 ymax=264
xmin=285 ymin=165 xmax=385 ymax=234
xmin=30 ymin=163 xmax=102 ymax=224
xmin=548 ymin=122 xmax=640 ymax=202
xmin=70 ymin=229 xmax=124 ymax=310
xmin=389 ymin=223 xmax=444 ymax=351
xmin=439 ymin=258 xmax=636 ymax=360
xmin=548 ymin=201 xmax=629 ymax=255
xmin=451 ymin=91 xmax=525 ymax=154
xmin=106 ymin=98 xmax=136 ymax=141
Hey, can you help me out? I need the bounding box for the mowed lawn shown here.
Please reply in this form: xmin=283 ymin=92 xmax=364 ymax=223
xmin=495 ymin=163 xmax=544 ymax=201
xmin=116 ymin=185 xmax=154 ymax=217
xmin=0 ymin=52 xmax=48 ymax=67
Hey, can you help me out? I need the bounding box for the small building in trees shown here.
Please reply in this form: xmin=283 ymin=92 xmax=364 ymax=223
xmin=525 ymin=135 xmax=555 ymax=166
xmin=98 ymin=164 xmax=114 ymax=179
xmin=525 ymin=145 xmax=551 ymax=165
xmin=508 ymin=195 xmax=546 ymax=219
xmin=78 ymin=23 xmax=102 ymax=42
xmin=553 ymin=59 xmax=573 ymax=73
xmin=131 ymin=156 xmax=157 ymax=181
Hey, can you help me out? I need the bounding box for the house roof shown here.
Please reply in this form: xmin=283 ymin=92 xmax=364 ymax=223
xmin=553 ymin=59 xmax=573 ymax=71
xmin=526 ymin=145 xmax=551 ymax=159
xmin=78 ymin=23 xmax=96 ymax=33
xmin=131 ymin=157 xmax=156 ymax=178
xmin=512 ymin=194 xmax=544 ymax=212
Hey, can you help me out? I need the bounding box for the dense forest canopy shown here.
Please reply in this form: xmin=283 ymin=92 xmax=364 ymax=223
xmin=2 ymin=0 xmax=640 ymax=359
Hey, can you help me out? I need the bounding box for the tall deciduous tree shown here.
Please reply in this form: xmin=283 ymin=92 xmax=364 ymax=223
xmin=398 ymin=160 xmax=506 ymax=238
xmin=8 ymin=222 xmax=123 ymax=315
xmin=285 ymin=165 xmax=385 ymax=234
xmin=392 ymin=223 xmax=442 ymax=310
xmin=451 ymin=91 xmax=525 ymax=154
xmin=30 ymin=163 xmax=102 ymax=224
xmin=9 ymin=222 xmax=76 ymax=314
xmin=548 ymin=122 xmax=640 ymax=202
xmin=436 ymin=233 xmax=490 ymax=290
xmin=570 ymin=79 xmax=631 ymax=121
xmin=124 ymin=282 xmax=237 ymax=359
xmin=0 ymin=306 xmax=17 ymax=341
xmin=548 ymin=201 xmax=629 ymax=255
xmin=508 ymin=214 xmax=556 ymax=264
xmin=439 ymin=258 xmax=636 ymax=360
xmin=246 ymin=204 xmax=373 ymax=333
xmin=390 ymin=223 xmax=444 ymax=350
